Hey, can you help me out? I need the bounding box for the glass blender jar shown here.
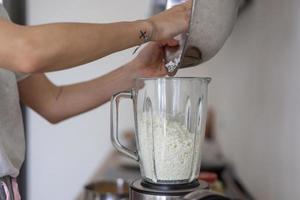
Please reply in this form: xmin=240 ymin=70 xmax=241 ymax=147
xmin=111 ymin=77 xmax=210 ymax=186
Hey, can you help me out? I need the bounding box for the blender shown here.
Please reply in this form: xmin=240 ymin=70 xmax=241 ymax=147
xmin=111 ymin=78 xmax=229 ymax=199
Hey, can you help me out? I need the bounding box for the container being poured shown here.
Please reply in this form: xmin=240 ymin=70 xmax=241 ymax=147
xmin=152 ymin=0 xmax=247 ymax=73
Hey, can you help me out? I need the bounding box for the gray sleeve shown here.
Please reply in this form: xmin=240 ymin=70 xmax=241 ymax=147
xmin=1 ymin=4 xmax=28 ymax=82
xmin=15 ymin=72 xmax=30 ymax=82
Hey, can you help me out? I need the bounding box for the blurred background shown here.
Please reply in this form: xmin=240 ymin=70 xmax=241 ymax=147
xmin=4 ymin=0 xmax=300 ymax=199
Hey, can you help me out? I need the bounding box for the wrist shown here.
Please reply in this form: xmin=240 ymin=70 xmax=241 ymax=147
xmin=118 ymin=62 xmax=141 ymax=89
xmin=126 ymin=60 xmax=143 ymax=78
xmin=139 ymin=19 xmax=155 ymax=43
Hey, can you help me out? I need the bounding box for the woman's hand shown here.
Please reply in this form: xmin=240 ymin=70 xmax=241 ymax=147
xmin=131 ymin=42 xmax=167 ymax=78
xmin=148 ymin=0 xmax=192 ymax=41
xmin=126 ymin=40 xmax=178 ymax=79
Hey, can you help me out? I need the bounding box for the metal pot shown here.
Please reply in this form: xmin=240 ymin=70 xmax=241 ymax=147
xmin=84 ymin=179 xmax=129 ymax=200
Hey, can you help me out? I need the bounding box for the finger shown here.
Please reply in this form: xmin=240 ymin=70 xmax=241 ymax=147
xmin=159 ymin=60 xmax=168 ymax=77
xmin=167 ymin=68 xmax=178 ymax=77
xmin=160 ymin=39 xmax=179 ymax=47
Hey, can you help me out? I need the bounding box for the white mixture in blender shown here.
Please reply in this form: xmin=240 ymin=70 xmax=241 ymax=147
xmin=138 ymin=114 xmax=200 ymax=182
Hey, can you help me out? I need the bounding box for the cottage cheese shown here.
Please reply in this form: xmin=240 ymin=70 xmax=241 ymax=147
xmin=138 ymin=114 xmax=201 ymax=182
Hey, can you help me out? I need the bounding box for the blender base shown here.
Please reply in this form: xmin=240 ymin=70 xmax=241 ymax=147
xmin=130 ymin=179 xmax=208 ymax=200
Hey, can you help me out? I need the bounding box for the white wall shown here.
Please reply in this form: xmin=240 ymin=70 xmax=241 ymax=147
xmin=179 ymin=0 xmax=300 ymax=199
xmin=26 ymin=1 xmax=150 ymax=200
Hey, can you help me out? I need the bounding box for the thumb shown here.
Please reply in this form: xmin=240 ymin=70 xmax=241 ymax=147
xmin=160 ymin=39 xmax=179 ymax=47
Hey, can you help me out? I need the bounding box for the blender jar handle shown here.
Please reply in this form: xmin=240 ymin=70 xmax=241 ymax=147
xmin=110 ymin=91 xmax=139 ymax=162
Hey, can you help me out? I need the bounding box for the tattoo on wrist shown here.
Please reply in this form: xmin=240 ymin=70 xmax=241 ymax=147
xmin=139 ymin=30 xmax=151 ymax=42
xmin=133 ymin=30 xmax=152 ymax=55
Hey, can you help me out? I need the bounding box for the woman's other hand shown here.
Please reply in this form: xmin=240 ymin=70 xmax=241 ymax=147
xmin=126 ymin=40 xmax=178 ymax=79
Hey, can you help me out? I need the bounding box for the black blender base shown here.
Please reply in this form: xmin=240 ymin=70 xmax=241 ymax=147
xmin=130 ymin=179 xmax=202 ymax=200
xmin=141 ymin=179 xmax=202 ymax=191
xmin=130 ymin=179 xmax=230 ymax=200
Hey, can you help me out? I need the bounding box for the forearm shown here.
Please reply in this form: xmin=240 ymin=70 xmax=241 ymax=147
xmin=24 ymin=21 xmax=151 ymax=72
xmin=47 ymin=64 xmax=137 ymax=123
xmin=0 ymin=19 xmax=151 ymax=73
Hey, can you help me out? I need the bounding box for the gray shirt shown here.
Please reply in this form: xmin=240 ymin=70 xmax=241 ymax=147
xmin=0 ymin=4 xmax=27 ymax=178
